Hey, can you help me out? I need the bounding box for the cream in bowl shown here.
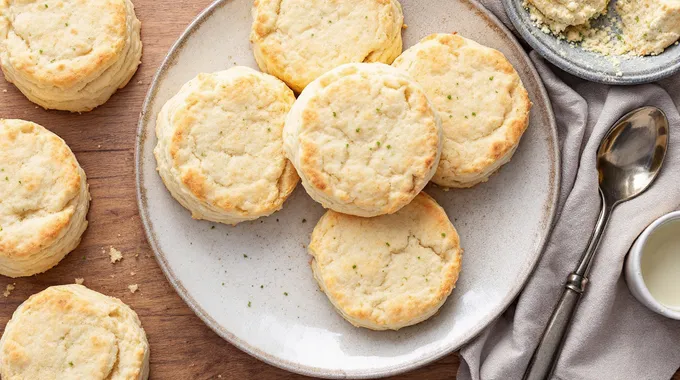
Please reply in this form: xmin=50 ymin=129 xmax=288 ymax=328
xmin=625 ymin=211 xmax=680 ymax=319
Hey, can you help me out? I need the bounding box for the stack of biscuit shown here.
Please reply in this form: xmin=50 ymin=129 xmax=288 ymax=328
xmin=151 ymin=0 xmax=531 ymax=331
xmin=0 ymin=0 xmax=143 ymax=112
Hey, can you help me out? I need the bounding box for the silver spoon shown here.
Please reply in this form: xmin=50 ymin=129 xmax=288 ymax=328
xmin=523 ymin=106 xmax=669 ymax=380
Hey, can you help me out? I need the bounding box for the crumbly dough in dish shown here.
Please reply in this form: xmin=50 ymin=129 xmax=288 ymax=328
xmin=0 ymin=284 xmax=149 ymax=380
xmin=154 ymin=66 xmax=299 ymax=225
xmin=617 ymin=0 xmax=680 ymax=56
xmin=0 ymin=119 xmax=89 ymax=278
xmin=526 ymin=0 xmax=609 ymax=32
xmin=308 ymin=192 xmax=463 ymax=330
xmin=250 ymin=0 xmax=404 ymax=93
xmin=284 ymin=63 xmax=442 ymax=217
xmin=0 ymin=0 xmax=142 ymax=112
xmin=393 ymin=34 xmax=531 ymax=188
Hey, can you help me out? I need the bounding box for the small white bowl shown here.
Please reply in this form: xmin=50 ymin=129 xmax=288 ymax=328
xmin=625 ymin=211 xmax=680 ymax=320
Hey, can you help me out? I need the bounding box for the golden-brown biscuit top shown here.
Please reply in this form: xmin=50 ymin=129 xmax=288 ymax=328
xmin=0 ymin=119 xmax=83 ymax=259
xmin=0 ymin=0 xmax=129 ymax=88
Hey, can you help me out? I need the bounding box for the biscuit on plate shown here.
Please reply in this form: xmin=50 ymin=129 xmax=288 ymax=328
xmin=308 ymin=192 xmax=463 ymax=330
xmin=526 ymin=0 xmax=609 ymax=31
xmin=283 ymin=62 xmax=442 ymax=217
xmin=0 ymin=0 xmax=142 ymax=112
xmin=393 ymin=33 xmax=531 ymax=189
xmin=0 ymin=119 xmax=89 ymax=278
xmin=617 ymin=0 xmax=680 ymax=56
xmin=250 ymin=0 xmax=404 ymax=93
xmin=154 ymin=66 xmax=299 ymax=225
xmin=0 ymin=284 xmax=149 ymax=380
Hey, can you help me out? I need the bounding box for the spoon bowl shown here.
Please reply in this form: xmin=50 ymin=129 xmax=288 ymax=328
xmin=598 ymin=106 xmax=669 ymax=205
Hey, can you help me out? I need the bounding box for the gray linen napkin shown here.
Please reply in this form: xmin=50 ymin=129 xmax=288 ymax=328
xmin=457 ymin=2 xmax=680 ymax=379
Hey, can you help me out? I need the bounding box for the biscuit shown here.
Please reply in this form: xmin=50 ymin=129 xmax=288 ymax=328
xmin=154 ymin=66 xmax=299 ymax=225
xmin=0 ymin=119 xmax=89 ymax=278
xmin=0 ymin=284 xmax=149 ymax=380
xmin=250 ymin=0 xmax=404 ymax=93
xmin=617 ymin=0 xmax=680 ymax=55
xmin=393 ymin=34 xmax=531 ymax=188
xmin=527 ymin=0 xmax=609 ymax=31
xmin=308 ymin=192 xmax=463 ymax=330
xmin=284 ymin=62 xmax=442 ymax=217
xmin=0 ymin=0 xmax=143 ymax=112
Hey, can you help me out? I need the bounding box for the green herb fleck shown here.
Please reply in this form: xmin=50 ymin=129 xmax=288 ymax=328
xmin=65 ymin=22 xmax=69 ymax=27
xmin=386 ymin=144 xmax=391 ymax=149
xmin=385 ymin=242 xmax=390 ymax=247
xmin=260 ymin=285 xmax=264 ymax=289
xmin=302 ymin=218 xmax=307 ymax=223
xmin=489 ymin=76 xmax=494 ymax=81
xmin=17 ymin=180 xmax=20 ymax=184
xmin=616 ymin=34 xmax=623 ymax=41
xmin=333 ymin=111 xmax=337 ymax=117
xmin=472 ymin=112 xmax=477 ymax=117
xmin=425 ymin=278 xmax=429 ymax=282
xmin=44 ymin=4 xmax=48 ymax=8
xmin=456 ymin=82 xmax=459 ymax=86
xmin=356 ymin=128 xmax=360 ymax=132
xmin=267 ymin=127 xmax=271 ymax=132
xmin=352 ymin=264 xmax=357 ymax=269
xmin=68 ymin=362 xmax=73 ymax=367
xmin=311 ymin=33 xmax=315 ymax=37
xmin=4 ymin=177 xmax=7 ymax=181
xmin=284 ymin=292 xmax=288 ymax=296
xmin=211 ymin=226 xmax=215 ymax=229
xmin=39 ymin=49 xmax=43 ymax=54
xmin=417 ymin=256 xmax=421 ymax=260
xmin=376 ymin=141 xmax=381 ymax=146
xmin=447 ymin=94 xmax=452 ymax=100
xmin=222 ymin=282 xmax=225 ymax=286
xmin=441 ymin=232 xmax=446 ymax=237
xmin=376 ymin=108 xmax=381 ymax=113
xmin=248 ymin=301 xmax=252 ymax=307
xmin=243 ymin=254 xmax=248 ymax=258
xmin=464 ymin=115 xmax=469 ymax=119
xmin=328 ymin=20 xmax=332 ymax=23
xmin=346 ymin=143 xmax=349 ymax=148
xmin=635 ymin=16 xmax=640 ymax=23
xmin=403 ymin=277 xmax=407 ymax=280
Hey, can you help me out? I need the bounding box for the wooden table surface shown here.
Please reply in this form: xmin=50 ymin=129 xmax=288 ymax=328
xmin=0 ymin=1 xmax=678 ymax=380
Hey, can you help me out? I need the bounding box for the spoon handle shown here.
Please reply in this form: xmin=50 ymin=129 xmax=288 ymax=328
xmin=522 ymin=274 xmax=585 ymax=380
xmin=523 ymin=191 xmax=613 ymax=380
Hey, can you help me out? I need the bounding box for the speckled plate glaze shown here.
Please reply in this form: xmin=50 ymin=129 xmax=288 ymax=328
xmin=136 ymin=0 xmax=560 ymax=377
xmin=504 ymin=0 xmax=680 ymax=85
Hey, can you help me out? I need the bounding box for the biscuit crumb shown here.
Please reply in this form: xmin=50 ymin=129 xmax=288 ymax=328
xmin=109 ymin=247 xmax=123 ymax=263
xmin=97 ymin=144 xmax=102 ymax=148
xmin=137 ymin=80 xmax=143 ymax=85
xmin=130 ymin=271 xmax=136 ymax=276
xmin=75 ymin=278 xmax=84 ymax=285
xmin=1 ymin=89 xmax=6 ymax=93
xmin=128 ymin=284 xmax=139 ymax=293
xmin=3 ymin=283 xmax=15 ymax=297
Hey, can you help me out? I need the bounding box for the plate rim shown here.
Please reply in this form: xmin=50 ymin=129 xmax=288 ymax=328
xmin=134 ymin=0 xmax=562 ymax=377
xmin=502 ymin=0 xmax=680 ymax=85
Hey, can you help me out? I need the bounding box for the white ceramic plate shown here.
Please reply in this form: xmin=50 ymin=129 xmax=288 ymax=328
xmin=136 ymin=0 xmax=560 ymax=377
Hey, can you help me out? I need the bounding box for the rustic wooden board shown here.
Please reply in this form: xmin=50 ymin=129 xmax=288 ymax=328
xmin=0 ymin=1 xmax=677 ymax=379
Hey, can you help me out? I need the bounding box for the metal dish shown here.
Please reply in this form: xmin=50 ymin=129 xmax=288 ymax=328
xmin=504 ymin=0 xmax=680 ymax=85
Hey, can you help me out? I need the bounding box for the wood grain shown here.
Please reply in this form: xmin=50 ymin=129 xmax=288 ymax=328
xmin=0 ymin=1 xmax=677 ymax=380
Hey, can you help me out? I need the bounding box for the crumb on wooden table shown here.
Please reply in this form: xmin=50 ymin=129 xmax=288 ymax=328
xmin=3 ymin=283 xmax=15 ymax=297
xmin=128 ymin=284 xmax=139 ymax=293
xmin=130 ymin=271 xmax=136 ymax=276
xmin=75 ymin=278 xmax=84 ymax=285
xmin=109 ymin=247 xmax=123 ymax=263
